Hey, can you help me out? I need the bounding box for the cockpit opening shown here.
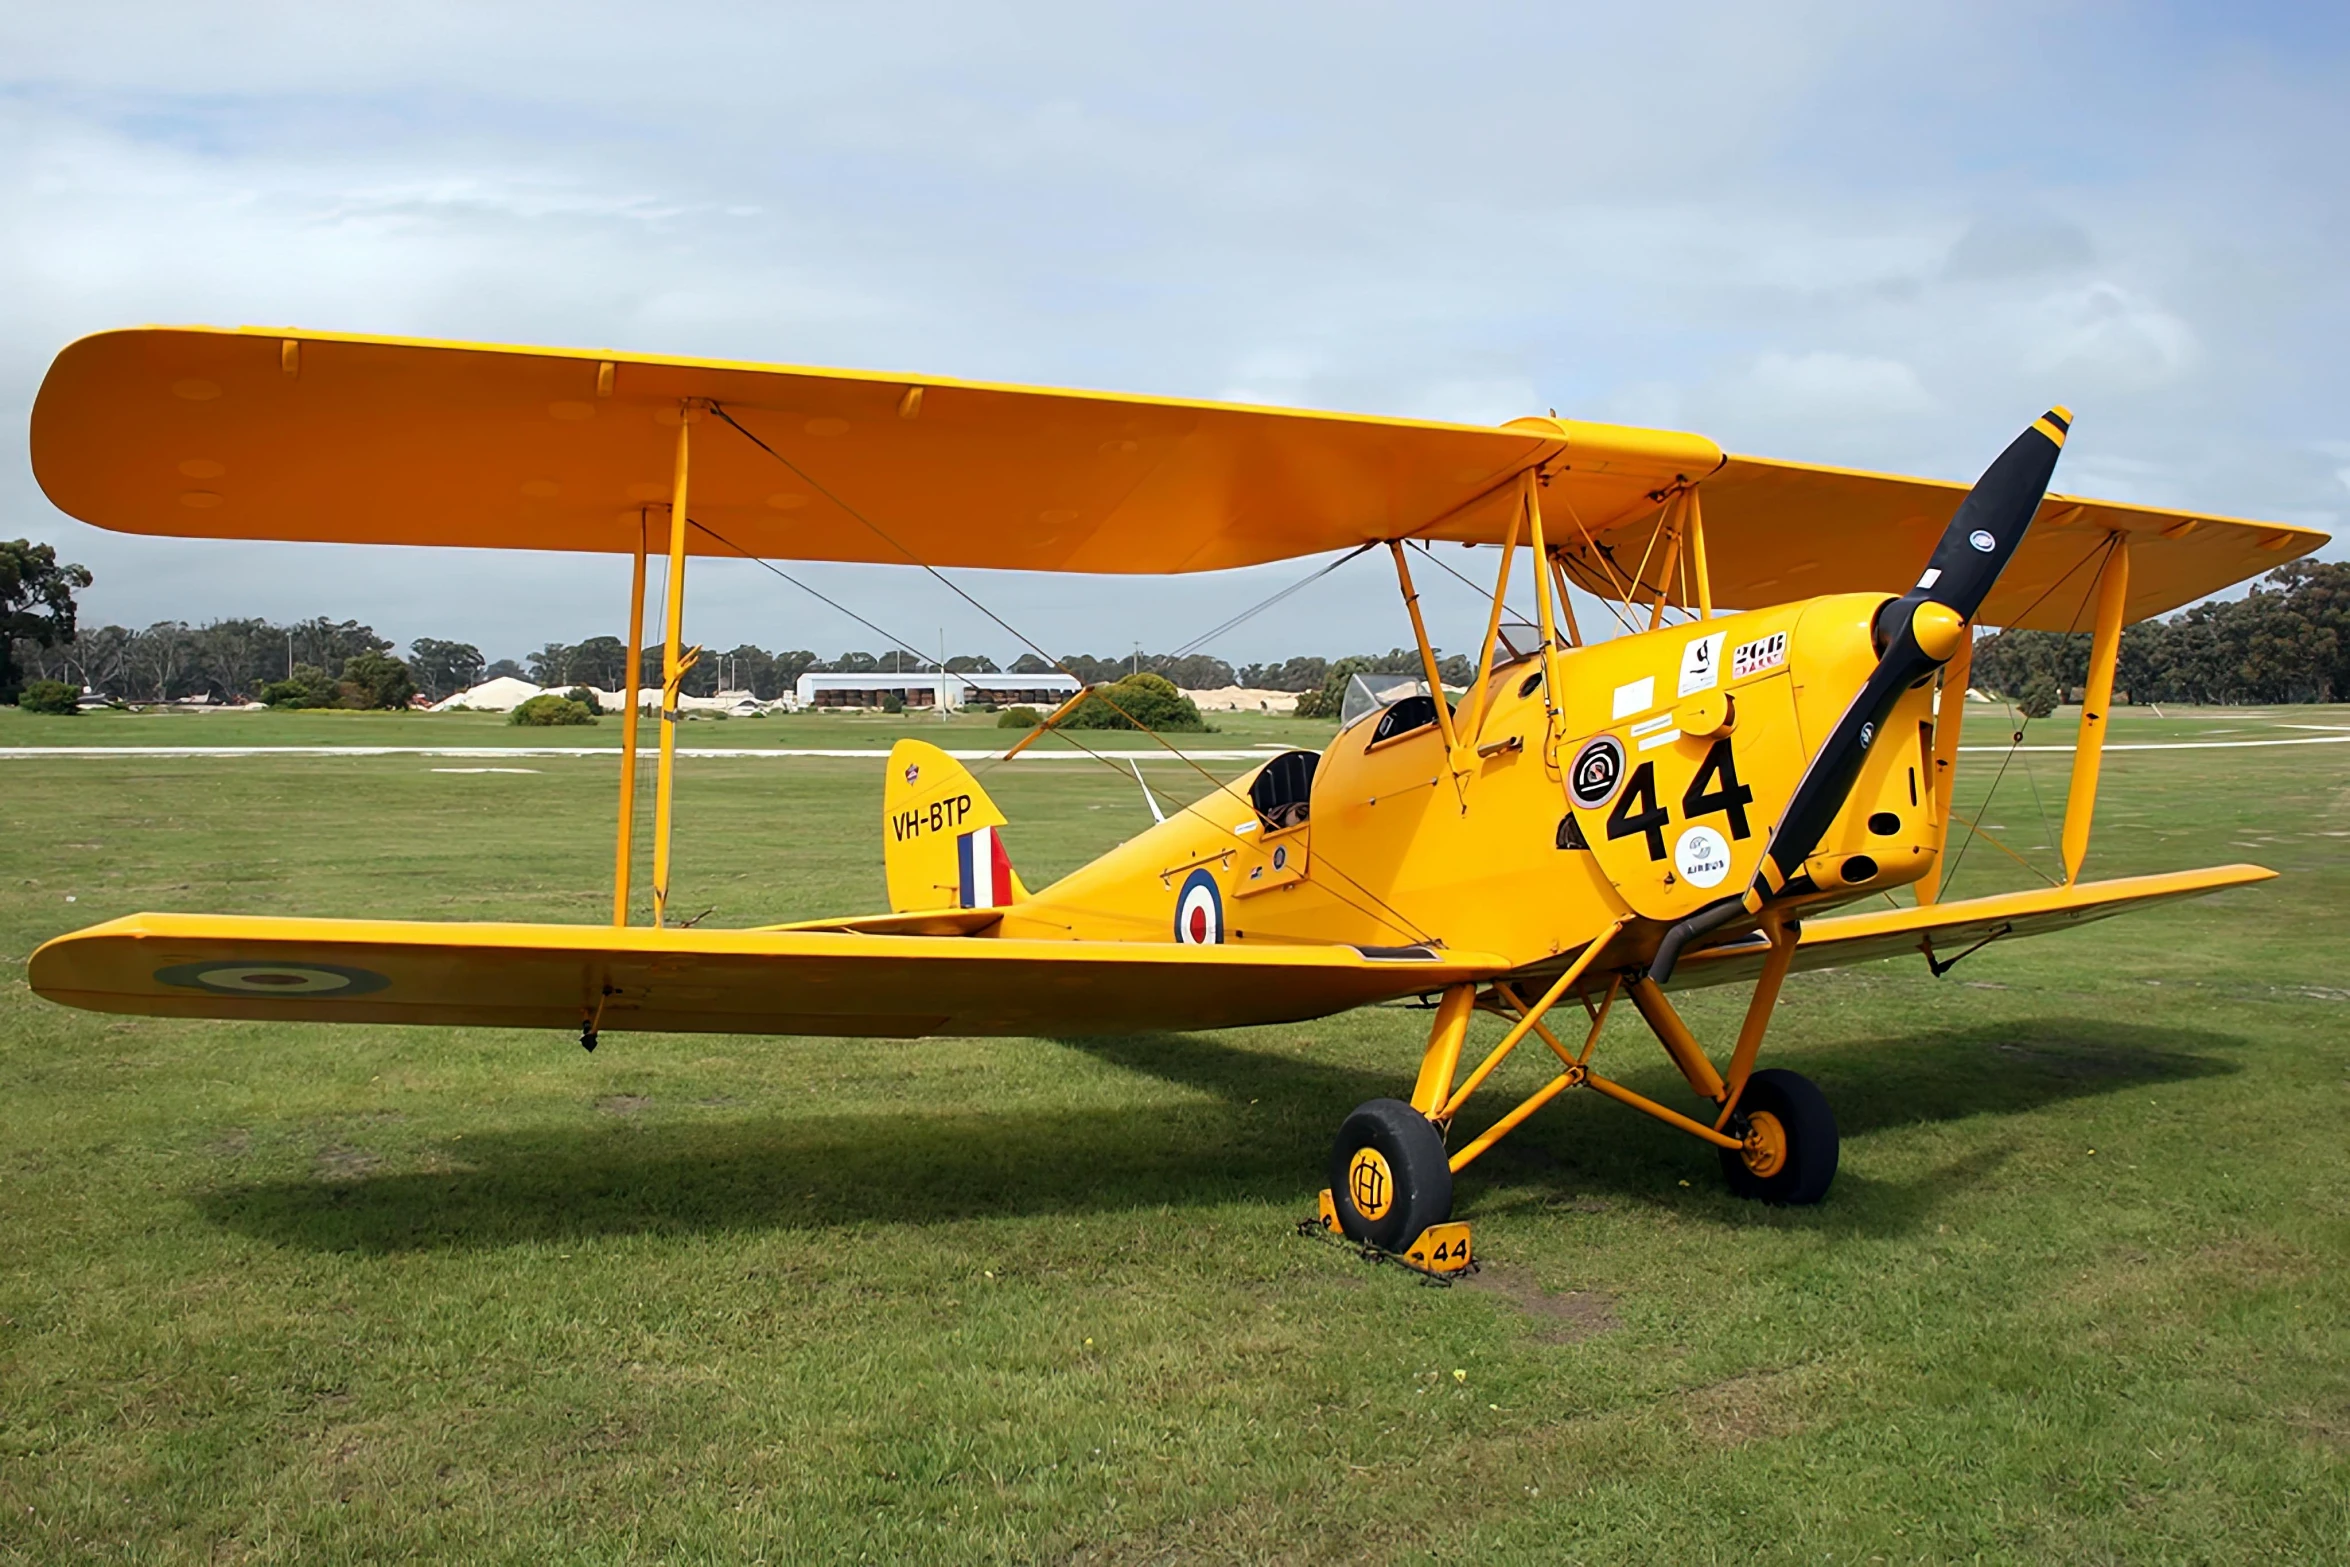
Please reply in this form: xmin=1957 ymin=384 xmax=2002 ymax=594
xmin=1372 ymin=694 xmax=1446 ymax=745
xmin=1250 ymin=749 xmax=1319 ymax=830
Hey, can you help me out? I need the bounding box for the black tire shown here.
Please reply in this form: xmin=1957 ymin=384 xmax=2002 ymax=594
xmin=1327 ymin=1098 xmax=1453 ymax=1250
xmin=1719 ymin=1068 xmax=1838 ymax=1206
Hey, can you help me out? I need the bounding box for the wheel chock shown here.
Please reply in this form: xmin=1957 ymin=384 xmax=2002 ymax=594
xmin=1402 ymin=1221 xmax=1473 ymax=1274
xmin=1301 ymin=1189 xmax=1475 ymax=1279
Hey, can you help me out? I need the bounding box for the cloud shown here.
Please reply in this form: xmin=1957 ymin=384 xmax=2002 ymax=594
xmin=1942 ymin=211 xmax=2097 ymax=281
xmin=1723 ymin=350 xmax=1937 ymax=423
xmin=2023 ymin=282 xmax=2197 ymax=389
xmin=0 ymin=0 xmax=2343 ymax=666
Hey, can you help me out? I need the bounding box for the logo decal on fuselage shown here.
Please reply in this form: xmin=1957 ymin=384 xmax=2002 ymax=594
xmin=1730 ymin=631 xmax=1787 ymax=680
xmin=1673 ymin=825 xmax=1733 ymax=888
xmin=1678 ymin=631 xmax=1726 ymax=697
xmin=1569 ymin=735 xmax=1627 ymax=810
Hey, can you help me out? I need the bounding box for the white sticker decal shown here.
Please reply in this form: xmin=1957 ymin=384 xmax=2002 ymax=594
xmin=1638 ymin=728 xmax=1685 ymax=752
xmin=1677 ymin=632 xmax=1726 ymax=698
xmin=1917 ymin=567 xmax=1943 ymax=590
xmin=1673 ymin=825 xmax=1733 ymax=888
xmin=1628 ymin=713 xmax=1676 ymax=738
xmin=1611 ymin=676 xmax=1654 ymax=720
xmin=1730 ymin=631 xmax=1788 ymax=680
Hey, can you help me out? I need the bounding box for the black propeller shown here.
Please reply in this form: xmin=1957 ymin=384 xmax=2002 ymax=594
xmin=1649 ymin=407 xmax=2071 ymax=983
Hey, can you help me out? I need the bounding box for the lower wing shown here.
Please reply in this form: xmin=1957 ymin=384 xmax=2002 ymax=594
xmin=28 ymin=914 xmax=1506 ymax=1038
xmin=1669 ymin=864 xmax=2275 ymax=989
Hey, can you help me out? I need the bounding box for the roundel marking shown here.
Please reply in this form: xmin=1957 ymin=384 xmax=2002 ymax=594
xmin=1347 ymin=1146 xmax=1394 ymax=1221
xmin=1968 ymin=529 xmax=1996 ymax=553
xmin=155 ymin=961 xmax=392 ymax=997
xmin=1174 ymin=868 xmax=1224 ymax=945
xmin=1568 ymin=735 xmax=1627 ymax=810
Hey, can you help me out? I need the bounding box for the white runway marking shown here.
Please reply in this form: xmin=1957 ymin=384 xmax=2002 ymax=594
xmin=0 ymin=745 xmax=1277 ymax=761
xmin=3 ymin=735 xmax=2345 ymax=761
xmin=1955 ymin=735 xmax=2350 ymax=754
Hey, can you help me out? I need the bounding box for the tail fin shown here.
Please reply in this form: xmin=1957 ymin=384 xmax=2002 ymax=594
xmin=882 ymin=740 xmax=1030 ymax=913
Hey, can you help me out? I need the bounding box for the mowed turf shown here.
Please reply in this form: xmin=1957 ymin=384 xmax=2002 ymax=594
xmin=1 ymin=713 xmax=2345 ymax=1563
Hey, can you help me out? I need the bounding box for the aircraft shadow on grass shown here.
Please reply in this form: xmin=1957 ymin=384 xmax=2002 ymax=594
xmin=195 ymin=1016 xmax=2240 ymax=1255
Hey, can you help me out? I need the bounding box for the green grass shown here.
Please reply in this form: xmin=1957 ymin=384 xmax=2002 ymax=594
xmin=1 ymin=713 xmax=2346 ymax=1562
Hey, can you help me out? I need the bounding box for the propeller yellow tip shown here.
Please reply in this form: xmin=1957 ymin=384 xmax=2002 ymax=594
xmin=2032 ymin=407 xmax=2072 ymax=447
xmin=2050 ymin=405 xmax=2073 ymax=423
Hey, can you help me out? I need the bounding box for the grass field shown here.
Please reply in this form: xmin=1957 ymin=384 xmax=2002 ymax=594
xmin=2 ymin=706 xmax=2346 ymax=1562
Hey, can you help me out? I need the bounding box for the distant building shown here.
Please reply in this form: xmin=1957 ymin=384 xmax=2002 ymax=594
xmin=794 ymin=671 xmax=1081 ymax=710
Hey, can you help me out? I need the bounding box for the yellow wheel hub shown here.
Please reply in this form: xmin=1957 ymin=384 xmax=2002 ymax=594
xmin=1741 ymin=1110 xmax=1788 ymax=1178
xmin=1346 ymin=1146 xmax=1394 ymax=1221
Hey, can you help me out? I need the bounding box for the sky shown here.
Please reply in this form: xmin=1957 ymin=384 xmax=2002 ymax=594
xmin=4 ymin=1 xmax=2346 ymax=670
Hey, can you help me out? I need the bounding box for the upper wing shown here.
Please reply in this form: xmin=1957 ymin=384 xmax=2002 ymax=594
xmin=1550 ymin=455 xmax=2326 ymax=630
xmin=32 ymin=326 xmax=1695 ymax=575
xmin=28 ymin=912 xmax=1507 ymax=1038
xmin=1667 ymin=864 xmax=2276 ymax=990
xmin=37 ymin=326 xmax=2318 ymax=615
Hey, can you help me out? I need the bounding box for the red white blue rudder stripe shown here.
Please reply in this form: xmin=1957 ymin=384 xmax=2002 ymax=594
xmin=957 ymin=826 xmax=1015 ymax=908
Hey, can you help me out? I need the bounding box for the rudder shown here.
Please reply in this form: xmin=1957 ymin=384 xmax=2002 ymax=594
xmin=882 ymin=740 xmax=1030 ymax=913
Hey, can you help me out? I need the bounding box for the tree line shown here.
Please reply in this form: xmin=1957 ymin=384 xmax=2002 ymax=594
xmin=11 ymin=616 xmax=444 ymax=705
xmin=11 ymin=531 xmax=2341 ymax=712
xmin=1970 ymin=562 xmax=2347 ymax=710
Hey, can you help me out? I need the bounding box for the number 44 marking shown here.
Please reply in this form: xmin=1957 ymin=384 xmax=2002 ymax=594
xmin=1605 ymin=738 xmax=1755 ymax=862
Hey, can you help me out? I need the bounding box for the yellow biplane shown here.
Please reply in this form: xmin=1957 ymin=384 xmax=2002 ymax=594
xmin=25 ymin=327 xmax=2327 ymax=1270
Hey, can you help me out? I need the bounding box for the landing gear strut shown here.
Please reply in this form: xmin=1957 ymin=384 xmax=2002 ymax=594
xmin=1309 ymin=913 xmax=1843 ymax=1255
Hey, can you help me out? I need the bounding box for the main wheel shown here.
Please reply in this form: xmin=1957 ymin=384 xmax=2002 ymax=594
xmin=1327 ymin=1098 xmax=1453 ymax=1250
xmin=1719 ymin=1068 xmax=1838 ymax=1205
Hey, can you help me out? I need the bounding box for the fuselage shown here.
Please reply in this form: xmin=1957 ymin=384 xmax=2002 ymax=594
xmin=1001 ymin=592 xmax=1943 ymax=976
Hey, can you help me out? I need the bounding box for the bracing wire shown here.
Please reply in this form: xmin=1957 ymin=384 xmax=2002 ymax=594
xmin=704 ymin=405 xmax=1437 ymax=943
xmin=685 ymin=517 xmax=945 ymax=676
xmin=2017 ymin=535 xmax=2123 ymax=864
xmin=709 ymin=403 xmax=1185 ymax=750
xmin=1547 ymin=491 xmax=1644 ymax=636
xmin=1938 ymin=533 xmax=2120 ymax=893
xmin=1166 ymin=543 xmax=1379 ymax=661
xmin=1417 ymin=539 xmax=1536 ymax=635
